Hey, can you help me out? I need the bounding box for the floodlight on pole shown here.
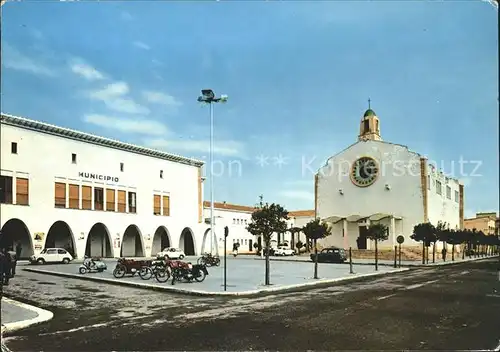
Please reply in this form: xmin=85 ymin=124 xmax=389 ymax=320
xmin=197 ymin=89 xmax=228 ymax=255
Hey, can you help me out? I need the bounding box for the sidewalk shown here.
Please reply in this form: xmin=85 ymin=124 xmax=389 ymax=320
xmin=1 ymin=297 xmax=54 ymax=334
xmin=238 ymin=254 xmax=499 ymax=267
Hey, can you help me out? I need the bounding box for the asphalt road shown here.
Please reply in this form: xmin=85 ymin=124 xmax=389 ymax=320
xmin=2 ymin=258 xmax=500 ymax=351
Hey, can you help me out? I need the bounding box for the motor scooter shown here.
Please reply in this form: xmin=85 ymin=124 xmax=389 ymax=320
xmin=79 ymin=256 xmax=107 ymax=274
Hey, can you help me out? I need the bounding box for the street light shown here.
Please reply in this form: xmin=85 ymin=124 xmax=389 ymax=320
xmin=197 ymin=89 xmax=228 ymax=255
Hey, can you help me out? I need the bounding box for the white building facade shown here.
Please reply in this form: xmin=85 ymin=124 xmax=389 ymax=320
xmin=316 ymin=108 xmax=464 ymax=250
xmin=0 ymin=114 xmax=207 ymax=259
xmin=201 ymin=201 xmax=314 ymax=254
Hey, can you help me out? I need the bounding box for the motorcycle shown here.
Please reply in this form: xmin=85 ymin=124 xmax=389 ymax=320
xmin=197 ymin=253 xmax=220 ymax=267
xmin=170 ymin=261 xmax=208 ymax=285
xmin=79 ymin=256 xmax=107 ymax=274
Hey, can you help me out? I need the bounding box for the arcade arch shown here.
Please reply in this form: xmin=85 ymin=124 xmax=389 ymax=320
xmin=179 ymin=227 xmax=195 ymax=255
xmin=46 ymin=221 xmax=76 ymax=258
xmin=121 ymin=225 xmax=144 ymax=257
xmin=0 ymin=219 xmax=33 ymax=259
xmin=151 ymin=226 xmax=171 ymax=256
xmin=201 ymin=228 xmax=218 ymax=255
xmin=85 ymin=223 xmax=113 ymax=258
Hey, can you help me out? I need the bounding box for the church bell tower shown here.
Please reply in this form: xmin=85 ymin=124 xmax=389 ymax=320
xmin=358 ymin=99 xmax=382 ymax=141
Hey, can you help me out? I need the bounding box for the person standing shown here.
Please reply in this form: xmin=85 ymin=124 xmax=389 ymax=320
xmin=15 ymin=242 xmax=22 ymax=260
xmin=7 ymin=248 xmax=17 ymax=278
xmin=0 ymin=248 xmax=10 ymax=285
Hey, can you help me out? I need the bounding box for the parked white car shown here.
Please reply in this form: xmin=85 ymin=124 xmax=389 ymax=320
xmin=157 ymin=247 xmax=186 ymax=260
xmin=274 ymin=246 xmax=295 ymax=256
xmin=30 ymin=248 xmax=73 ymax=264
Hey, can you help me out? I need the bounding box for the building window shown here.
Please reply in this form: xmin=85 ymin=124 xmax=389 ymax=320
xmin=128 ymin=191 xmax=136 ymax=213
xmin=11 ymin=142 xmax=17 ymax=154
xmin=82 ymin=185 xmax=92 ymax=210
xmin=160 ymin=170 xmax=163 ymax=179
xmin=363 ymin=119 xmax=369 ymax=133
xmin=233 ymin=218 xmax=236 ymax=224
xmin=435 ymin=181 xmax=442 ymax=195
xmin=94 ymin=187 xmax=104 ymax=210
xmin=455 ymin=190 xmax=459 ymax=203
xmin=162 ymin=195 xmax=170 ymax=216
xmin=446 ymin=186 xmax=451 ymax=199
xmin=68 ymin=184 xmax=79 ymax=209
xmin=120 ymin=163 xmax=124 ymax=172
xmin=427 ymin=175 xmax=431 ymax=190
xmin=117 ymin=190 xmax=126 ymax=212
xmin=0 ymin=176 xmax=13 ymax=204
xmin=16 ymin=178 xmax=29 ymax=205
xmin=106 ymin=189 xmax=115 ymax=211
xmin=54 ymin=182 xmax=66 ymax=208
xmin=72 ymin=153 xmax=77 ymax=164
xmin=153 ymin=194 xmax=161 ymax=215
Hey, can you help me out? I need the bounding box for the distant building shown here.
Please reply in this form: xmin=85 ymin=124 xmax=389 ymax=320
xmin=202 ymin=201 xmax=314 ymax=254
xmin=464 ymin=212 xmax=498 ymax=235
xmin=315 ymin=107 xmax=464 ymax=250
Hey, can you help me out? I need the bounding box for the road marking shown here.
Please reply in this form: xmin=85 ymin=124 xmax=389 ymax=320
xmin=377 ymin=293 xmax=396 ymax=300
xmin=405 ymin=279 xmax=438 ymax=290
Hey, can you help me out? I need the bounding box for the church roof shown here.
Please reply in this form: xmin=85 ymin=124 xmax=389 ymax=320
xmin=363 ymin=109 xmax=377 ymax=117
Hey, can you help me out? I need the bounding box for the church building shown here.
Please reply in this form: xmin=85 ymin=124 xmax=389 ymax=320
xmin=316 ymin=106 xmax=464 ymax=250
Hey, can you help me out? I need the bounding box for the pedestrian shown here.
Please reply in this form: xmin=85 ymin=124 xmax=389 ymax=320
xmin=15 ymin=242 xmax=22 ymax=259
xmin=7 ymin=247 xmax=17 ymax=278
xmin=232 ymin=243 xmax=239 ymax=257
xmin=0 ymin=248 xmax=10 ymax=285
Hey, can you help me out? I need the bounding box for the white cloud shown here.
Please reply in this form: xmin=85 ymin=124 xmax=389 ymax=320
xmin=133 ymin=41 xmax=150 ymax=50
xmin=2 ymin=42 xmax=55 ymax=76
xmin=143 ymin=91 xmax=182 ymax=107
xmin=83 ymin=114 xmax=168 ymax=136
xmin=69 ymin=59 xmax=105 ymax=81
xmin=88 ymin=82 xmax=150 ymax=115
xmin=145 ymin=138 xmax=243 ymax=156
xmin=279 ymin=190 xmax=314 ymax=201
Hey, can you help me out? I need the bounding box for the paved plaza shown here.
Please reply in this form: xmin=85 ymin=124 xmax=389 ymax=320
xmin=22 ymin=256 xmax=404 ymax=294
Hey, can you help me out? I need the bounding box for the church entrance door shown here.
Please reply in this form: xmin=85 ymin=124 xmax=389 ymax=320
xmin=357 ymin=226 xmax=368 ymax=250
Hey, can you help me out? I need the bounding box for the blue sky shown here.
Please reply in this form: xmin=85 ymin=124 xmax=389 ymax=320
xmin=1 ymin=1 xmax=498 ymax=216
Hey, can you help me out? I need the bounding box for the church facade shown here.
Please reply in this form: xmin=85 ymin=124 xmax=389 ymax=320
xmin=316 ymin=108 xmax=464 ymax=250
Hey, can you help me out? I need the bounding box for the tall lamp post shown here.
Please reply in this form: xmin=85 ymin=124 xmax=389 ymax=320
xmin=197 ymin=89 xmax=228 ymax=254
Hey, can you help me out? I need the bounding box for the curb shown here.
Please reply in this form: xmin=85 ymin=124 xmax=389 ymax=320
xmin=1 ymin=297 xmax=54 ymax=334
xmin=23 ymin=267 xmax=410 ymax=297
xmin=242 ymin=255 xmax=498 ymax=267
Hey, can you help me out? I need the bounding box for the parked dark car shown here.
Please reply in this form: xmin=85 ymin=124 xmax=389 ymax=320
xmin=310 ymin=247 xmax=347 ymax=263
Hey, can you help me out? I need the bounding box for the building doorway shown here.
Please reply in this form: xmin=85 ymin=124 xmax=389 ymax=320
xmin=0 ymin=218 xmax=34 ymax=259
xmin=248 ymin=239 xmax=253 ymax=252
xmin=46 ymin=221 xmax=76 ymax=258
xmin=357 ymin=226 xmax=368 ymax=250
xmin=151 ymin=226 xmax=171 ymax=256
xmin=179 ymin=227 xmax=195 ymax=255
xmin=85 ymin=223 xmax=113 ymax=258
xmin=121 ymin=225 xmax=144 ymax=257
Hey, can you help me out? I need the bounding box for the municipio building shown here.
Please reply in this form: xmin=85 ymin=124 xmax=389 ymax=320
xmin=0 ymin=113 xmax=205 ymax=259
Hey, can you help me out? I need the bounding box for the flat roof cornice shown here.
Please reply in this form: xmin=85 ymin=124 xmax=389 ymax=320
xmin=1 ymin=113 xmax=204 ymax=167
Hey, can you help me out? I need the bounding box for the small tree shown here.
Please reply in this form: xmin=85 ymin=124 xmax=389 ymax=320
xmin=411 ymin=223 xmax=436 ymax=264
xmin=302 ymin=218 xmax=332 ymax=279
xmin=435 ymin=221 xmax=449 ymax=262
xmin=295 ymin=240 xmax=304 ymax=254
xmin=365 ymin=223 xmax=389 ymax=271
xmin=246 ymin=197 xmax=289 ymax=285
xmin=288 ymin=227 xmax=302 ymax=253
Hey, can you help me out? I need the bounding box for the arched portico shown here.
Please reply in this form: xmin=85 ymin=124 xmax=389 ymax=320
xmin=151 ymin=226 xmax=171 ymax=256
xmin=46 ymin=221 xmax=77 ymax=258
xmin=121 ymin=225 xmax=145 ymax=257
xmin=85 ymin=223 xmax=113 ymax=258
xmin=179 ymin=227 xmax=196 ymax=256
xmin=201 ymin=228 xmax=218 ymax=255
xmin=0 ymin=218 xmax=34 ymax=259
